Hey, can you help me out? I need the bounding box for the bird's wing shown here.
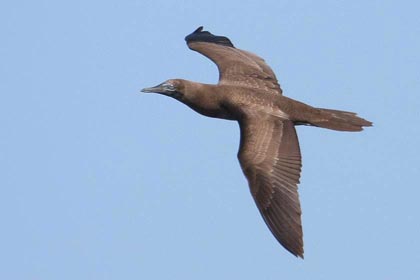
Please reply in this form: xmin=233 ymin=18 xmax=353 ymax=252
xmin=185 ymin=27 xmax=282 ymax=94
xmin=238 ymin=115 xmax=303 ymax=257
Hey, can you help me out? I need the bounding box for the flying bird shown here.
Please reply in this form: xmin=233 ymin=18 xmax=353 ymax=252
xmin=142 ymin=26 xmax=372 ymax=258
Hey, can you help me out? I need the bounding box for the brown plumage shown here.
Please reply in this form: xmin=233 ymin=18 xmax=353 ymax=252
xmin=142 ymin=26 xmax=372 ymax=258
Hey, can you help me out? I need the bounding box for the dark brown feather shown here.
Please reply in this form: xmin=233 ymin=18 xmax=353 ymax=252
xmin=187 ymin=41 xmax=282 ymax=94
xmin=238 ymin=116 xmax=304 ymax=258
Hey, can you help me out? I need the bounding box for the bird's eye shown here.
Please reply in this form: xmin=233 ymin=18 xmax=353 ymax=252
xmin=162 ymin=83 xmax=176 ymax=91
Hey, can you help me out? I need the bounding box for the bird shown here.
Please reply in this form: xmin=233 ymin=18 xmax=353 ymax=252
xmin=141 ymin=26 xmax=372 ymax=258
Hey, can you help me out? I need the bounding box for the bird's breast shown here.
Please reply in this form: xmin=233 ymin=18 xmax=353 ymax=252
xmin=182 ymin=95 xmax=237 ymax=120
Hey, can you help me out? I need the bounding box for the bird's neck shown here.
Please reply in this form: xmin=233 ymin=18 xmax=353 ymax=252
xmin=176 ymin=80 xmax=232 ymax=119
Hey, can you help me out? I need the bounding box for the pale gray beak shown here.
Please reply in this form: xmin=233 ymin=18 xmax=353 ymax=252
xmin=141 ymin=84 xmax=164 ymax=93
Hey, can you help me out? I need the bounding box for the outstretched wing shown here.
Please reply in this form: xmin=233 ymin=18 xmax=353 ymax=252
xmin=238 ymin=116 xmax=304 ymax=258
xmin=185 ymin=26 xmax=282 ymax=94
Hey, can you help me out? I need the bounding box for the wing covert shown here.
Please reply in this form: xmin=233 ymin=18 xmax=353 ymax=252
xmin=185 ymin=27 xmax=282 ymax=94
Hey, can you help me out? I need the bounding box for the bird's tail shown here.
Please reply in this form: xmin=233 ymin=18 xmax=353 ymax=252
xmin=309 ymin=108 xmax=372 ymax=132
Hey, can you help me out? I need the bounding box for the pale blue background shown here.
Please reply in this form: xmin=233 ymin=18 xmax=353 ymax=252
xmin=1 ymin=1 xmax=419 ymax=279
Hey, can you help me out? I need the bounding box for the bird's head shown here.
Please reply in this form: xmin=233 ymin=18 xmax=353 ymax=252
xmin=141 ymin=79 xmax=184 ymax=99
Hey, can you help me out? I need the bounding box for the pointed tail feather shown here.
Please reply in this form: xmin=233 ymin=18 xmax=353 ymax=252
xmin=310 ymin=108 xmax=373 ymax=132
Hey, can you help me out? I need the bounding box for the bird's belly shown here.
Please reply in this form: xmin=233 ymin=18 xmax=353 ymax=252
xmin=187 ymin=104 xmax=237 ymax=120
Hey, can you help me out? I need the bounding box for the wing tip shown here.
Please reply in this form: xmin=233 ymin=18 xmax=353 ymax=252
xmin=284 ymin=243 xmax=304 ymax=259
xmin=283 ymin=239 xmax=305 ymax=259
xmin=294 ymin=249 xmax=305 ymax=259
xmin=185 ymin=26 xmax=234 ymax=47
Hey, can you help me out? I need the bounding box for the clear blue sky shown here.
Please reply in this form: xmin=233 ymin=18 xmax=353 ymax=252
xmin=1 ymin=1 xmax=419 ymax=279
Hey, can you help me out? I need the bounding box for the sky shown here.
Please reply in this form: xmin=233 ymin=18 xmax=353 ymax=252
xmin=1 ymin=0 xmax=419 ymax=279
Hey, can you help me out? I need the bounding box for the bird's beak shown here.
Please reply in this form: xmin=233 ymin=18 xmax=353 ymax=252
xmin=141 ymin=84 xmax=164 ymax=93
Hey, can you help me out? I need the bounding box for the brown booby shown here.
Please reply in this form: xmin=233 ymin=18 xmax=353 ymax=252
xmin=142 ymin=26 xmax=372 ymax=258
